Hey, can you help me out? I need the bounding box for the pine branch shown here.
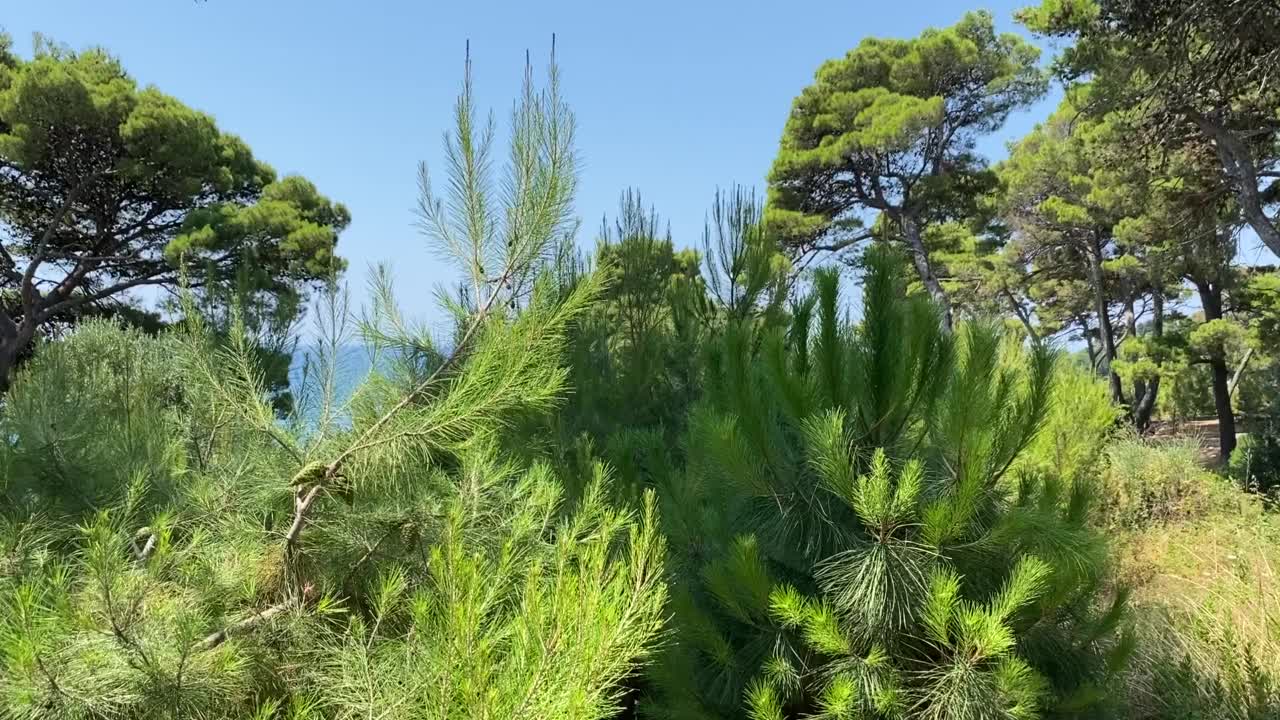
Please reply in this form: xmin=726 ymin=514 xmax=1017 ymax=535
xmin=194 ymin=220 xmax=519 ymax=656
xmin=194 ymin=596 xmax=302 ymax=652
xmin=191 ymin=47 xmax=583 ymax=664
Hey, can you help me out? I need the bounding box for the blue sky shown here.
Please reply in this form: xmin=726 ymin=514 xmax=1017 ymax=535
xmin=5 ymin=0 xmax=1062 ymax=330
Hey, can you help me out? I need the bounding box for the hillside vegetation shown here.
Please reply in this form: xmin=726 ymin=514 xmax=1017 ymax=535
xmin=4 ymin=2 xmax=1280 ymax=718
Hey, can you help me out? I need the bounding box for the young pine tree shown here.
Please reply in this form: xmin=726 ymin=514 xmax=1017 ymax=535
xmin=0 ymin=49 xmax=668 ymax=720
xmin=645 ymin=249 xmax=1131 ymax=720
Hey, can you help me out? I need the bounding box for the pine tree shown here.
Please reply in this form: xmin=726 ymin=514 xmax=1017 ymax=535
xmin=0 ymin=48 xmax=668 ymax=720
xmin=644 ymin=249 xmax=1131 ymax=720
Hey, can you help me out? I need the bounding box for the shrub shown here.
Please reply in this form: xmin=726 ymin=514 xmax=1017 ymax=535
xmin=0 ymin=320 xmax=189 ymax=515
xmin=1020 ymin=359 xmax=1122 ymax=487
xmin=1097 ymin=439 xmax=1234 ymax=529
xmin=1229 ymin=431 xmax=1280 ymax=504
xmin=645 ymin=251 xmax=1129 ymax=720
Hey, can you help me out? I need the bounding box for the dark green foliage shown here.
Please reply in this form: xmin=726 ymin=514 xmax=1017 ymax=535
xmin=1144 ymin=650 xmax=1279 ymax=720
xmin=569 ymin=190 xmax=705 ymax=439
xmin=766 ymin=11 xmax=1046 ymax=326
xmin=0 ymin=34 xmax=348 ymax=388
xmin=642 ymin=250 xmax=1128 ymax=719
xmin=1230 ymin=431 xmax=1280 ymax=504
xmin=538 ymin=187 xmax=791 ymax=506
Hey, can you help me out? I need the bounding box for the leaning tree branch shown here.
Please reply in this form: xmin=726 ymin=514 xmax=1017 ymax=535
xmin=193 ymin=257 xmax=517 ymax=654
xmin=19 ymin=175 xmax=102 ymax=315
xmin=193 ymin=597 xmax=301 ymax=652
xmin=35 ymin=269 xmax=173 ymax=323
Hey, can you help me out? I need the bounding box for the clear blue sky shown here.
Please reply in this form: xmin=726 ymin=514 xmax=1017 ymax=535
xmin=5 ymin=0 xmax=1061 ymax=329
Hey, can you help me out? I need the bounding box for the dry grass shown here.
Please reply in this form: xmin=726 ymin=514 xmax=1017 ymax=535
xmin=1105 ymin=439 xmax=1280 ymax=718
xmin=1097 ymin=438 xmax=1238 ymax=529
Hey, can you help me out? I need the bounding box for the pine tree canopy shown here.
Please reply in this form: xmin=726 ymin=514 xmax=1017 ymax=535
xmin=0 ymin=35 xmax=349 ymax=389
xmin=766 ymin=11 xmax=1046 ymax=329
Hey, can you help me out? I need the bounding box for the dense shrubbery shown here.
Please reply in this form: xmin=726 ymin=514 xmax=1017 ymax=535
xmin=1111 ymin=445 xmax=1280 ymax=719
xmin=1 ymin=55 xmax=671 ymax=720
xmin=6 ymin=5 xmax=1280 ymax=719
xmin=1098 ymin=439 xmax=1231 ymax=529
xmin=0 ymin=317 xmax=669 ymax=719
xmin=535 ymin=244 xmax=1133 ymax=719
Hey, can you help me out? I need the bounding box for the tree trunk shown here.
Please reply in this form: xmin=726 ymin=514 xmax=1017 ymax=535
xmin=1192 ymin=112 xmax=1280 ymax=259
xmin=1003 ymin=287 xmax=1038 ymax=341
xmin=1133 ymin=376 xmax=1161 ymax=431
xmin=901 ymin=214 xmax=953 ymax=332
xmin=1085 ymin=235 xmax=1125 ymax=405
xmin=1209 ymin=359 xmax=1237 ymax=463
xmin=1080 ymin=316 xmax=1099 ymax=371
xmin=1123 ymin=296 xmax=1148 ymax=410
xmin=1132 ymin=293 xmax=1164 ymax=431
xmin=1229 ymin=347 xmax=1255 ymax=400
xmin=0 ymin=344 xmax=17 ymax=394
xmin=1196 ymin=280 xmax=1237 ymax=462
xmin=0 ymin=314 xmax=36 ymax=393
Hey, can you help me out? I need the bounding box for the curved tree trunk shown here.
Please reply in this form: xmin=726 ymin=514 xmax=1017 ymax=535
xmin=1085 ymin=235 xmax=1125 ymax=406
xmin=1003 ymin=287 xmax=1038 ymax=341
xmin=1191 ymin=112 xmax=1280 ymax=260
xmin=1132 ymin=292 xmax=1164 ymax=431
xmin=901 ymin=214 xmax=953 ymax=332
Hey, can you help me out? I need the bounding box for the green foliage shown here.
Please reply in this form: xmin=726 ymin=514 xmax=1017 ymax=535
xmin=10 ymin=8 xmax=1280 ymax=720
xmin=767 ymin=11 xmax=1045 ymax=322
xmin=768 ymin=10 xmax=1044 ymax=243
xmin=1096 ymin=439 xmax=1230 ymax=529
xmin=544 ymin=190 xmax=706 ymax=452
xmin=1109 ymin=447 xmax=1280 ymax=719
xmin=0 ymin=35 xmax=348 ymax=387
xmin=701 ymin=186 xmax=791 ymax=323
xmin=645 ymin=250 xmax=1126 ymax=720
xmin=1020 ymin=360 xmax=1121 ymax=485
xmin=0 ymin=331 xmax=668 ymax=717
xmin=1229 ymin=432 xmax=1280 ymax=503
xmin=0 ymin=48 xmax=668 ymax=720
xmin=0 ymin=320 xmax=187 ymax=514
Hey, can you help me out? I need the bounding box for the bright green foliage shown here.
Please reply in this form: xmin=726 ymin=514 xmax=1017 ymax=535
xmin=767 ymin=11 xmax=1045 ymax=325
xmin=1019 ymin=359 xmax=1121 ymax=487
xmin=0 ymin=321 xmax=188 ymax=514
xmin=8 ymin=11 xmax=1273 ymax=720
xmin=0 ymin=322 xmax=667 ymax=719
xmin=645 ymin=250 xmax=1128 ymax=719
xmin=0 ymin=50 xmax=668 ymax=720
xmin=0 ymin=35 xmax=348 ymax=387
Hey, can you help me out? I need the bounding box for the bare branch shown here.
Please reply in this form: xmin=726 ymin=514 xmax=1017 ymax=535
xmin=194 ymin=598 xmax=300 ymax=652
xmin=19 ymin=174 xmax=104 ymax=314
